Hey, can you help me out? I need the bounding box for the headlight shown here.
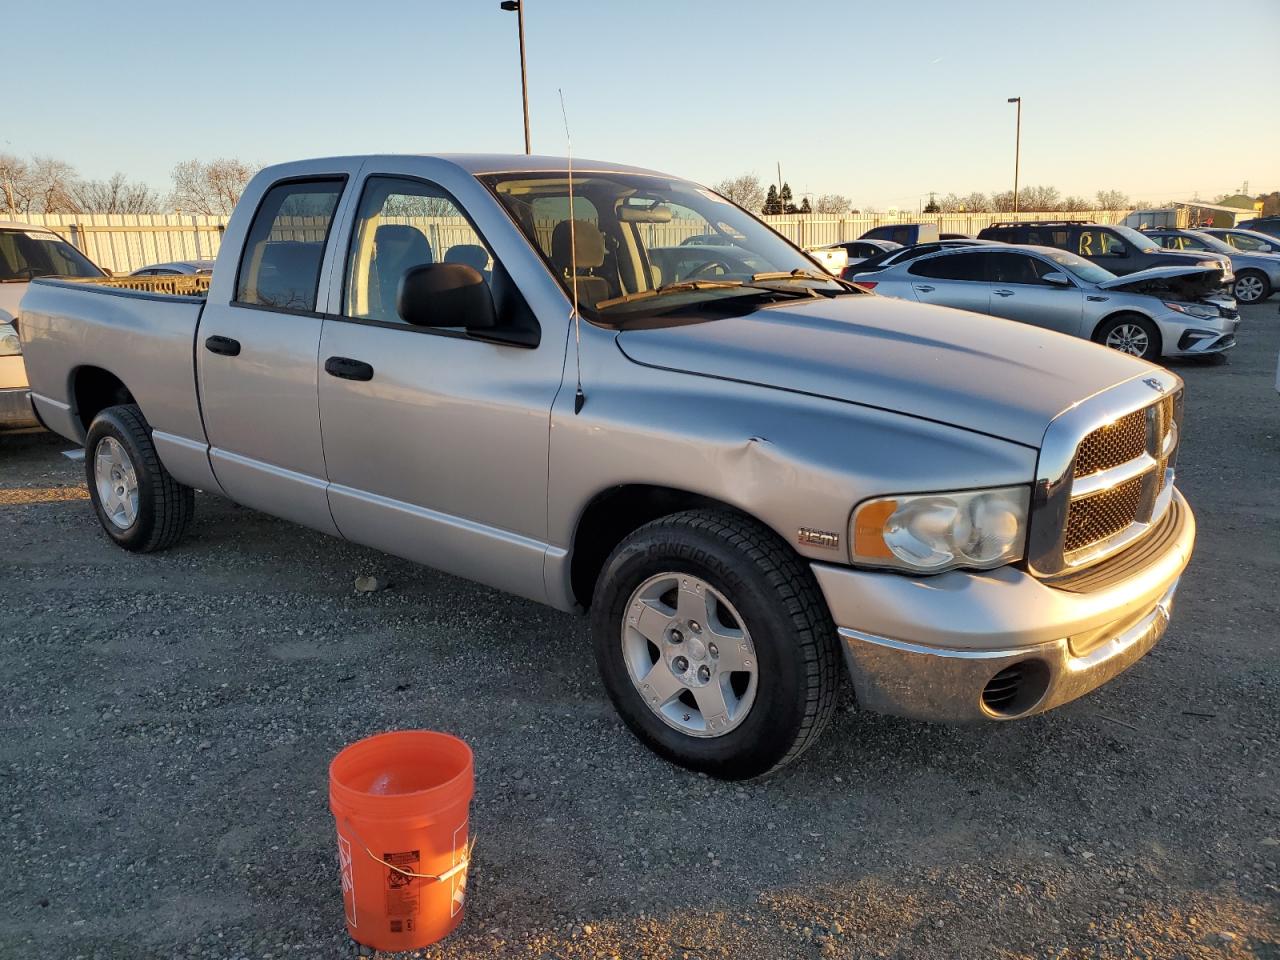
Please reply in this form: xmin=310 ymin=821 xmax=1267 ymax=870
xmin=851 ymin=486 xmax=1030 ymax=574
xmin=0 ymin=323 xmax=20 ymax=357
xmin=1163 ymin=300 xmax=1218 ymax=319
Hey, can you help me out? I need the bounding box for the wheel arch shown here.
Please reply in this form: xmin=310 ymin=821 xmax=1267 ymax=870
xmin=69 ymin=365 xmax=135 ymax=433
xmin=568 ymin=484 xmax=774 ymax=610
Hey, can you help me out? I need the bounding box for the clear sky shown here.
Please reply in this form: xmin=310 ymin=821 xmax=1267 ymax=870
xmin=8 ymin=0 xmax=1278 ymax=209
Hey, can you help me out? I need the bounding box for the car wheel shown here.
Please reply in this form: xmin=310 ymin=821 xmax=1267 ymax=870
xmin=590 ymin=509 xmax=840 ymax=780
xmin=1096 ymin=314 xmax=1161 ymax=361
xmin=1233 ymin=270 xmax=1271 ymax=304
xmin=85 ymin=404 xmax=194 ymax=552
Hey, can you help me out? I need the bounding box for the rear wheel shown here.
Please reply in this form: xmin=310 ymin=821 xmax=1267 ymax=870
xmin=85 ymin=404 xmax=194 ymax=552
xmin=590 ymin=509 xmax=840 ymax=780
xmin=1233 ymin=270 xmax=1271 ymax=304
xmin=1095 ymin=313 xmax=1161 ymax=361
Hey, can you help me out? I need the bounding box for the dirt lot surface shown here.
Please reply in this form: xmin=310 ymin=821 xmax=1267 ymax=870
xmin=2 ymin=303 xmax=1277 ymax=960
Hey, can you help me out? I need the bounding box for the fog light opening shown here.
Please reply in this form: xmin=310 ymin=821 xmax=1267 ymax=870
xmin=981 ymin=659 xmax=1051 ymax=718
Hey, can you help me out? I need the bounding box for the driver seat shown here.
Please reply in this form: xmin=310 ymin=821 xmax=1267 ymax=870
xmin=551 ymin=220 xmax=612 ymax=308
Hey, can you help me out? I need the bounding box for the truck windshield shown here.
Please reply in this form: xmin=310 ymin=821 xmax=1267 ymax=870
xmin=479 ymin=171 xmax=849 ymax=322
xmin=0 ymin=228 xmax=104 ymax=282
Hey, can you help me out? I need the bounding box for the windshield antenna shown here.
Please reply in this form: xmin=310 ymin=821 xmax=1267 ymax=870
xmin=560 ymin=88 xmax=585 ymax=414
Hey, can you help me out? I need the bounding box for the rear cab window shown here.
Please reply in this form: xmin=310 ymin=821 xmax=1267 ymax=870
xmin=235 ymin=179 xmax=345 ymax=313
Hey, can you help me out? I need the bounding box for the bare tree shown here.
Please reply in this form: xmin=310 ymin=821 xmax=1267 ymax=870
xmin=813 ymin=193 xmax=852 ymax=214
xmin=1061 ymin=195 xmax=1091 ymax=213
xmin=171 ymin=158 xmax=259 ymax=215
xmin=990 ymin=190 xmax=1016 ymax=212
xmin=0 ymin=153 xmax=32 ymax=214
xmin=961 ymin=192 xmax=989 ymax=212
xmin=27 ymin=156 xmax=79 ymax=213
xmin=1020 ymin=185 xmax=1061 ymax=212
xmin=1095 ymin=189 xmax=1130 ymax=211
xmin=712 ymin=173 xmax=766 ymax=212
xmin=70 ymin=173 xmax=164 ymax=214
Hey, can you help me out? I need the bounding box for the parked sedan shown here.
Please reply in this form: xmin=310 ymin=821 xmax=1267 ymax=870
xmin=817 ymin=239 xmax=901 ymax=264
xmin=129 ymin=259 xmax=215 ymax=276
xmin=648 ymin=244 xmax=773 ymax=284
xmin=854 ymin=244 xmax=1237 ymax=362
xmin=1143 ymin=229 xmax=1279 ymax=304
xmin=1200 ymin=227 xmax=1280 ymax=256
xmin=841 ymin=238 xmax=998 ymax=278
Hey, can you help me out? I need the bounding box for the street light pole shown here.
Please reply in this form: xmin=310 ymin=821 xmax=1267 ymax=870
xmin=1007 ymin=96 xmax=1021 ymax=214
xmin=500 ymin=1 xmax=531 ymax=154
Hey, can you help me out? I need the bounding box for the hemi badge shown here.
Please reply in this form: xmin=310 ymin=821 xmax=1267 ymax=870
xmin=798 ymin=527 xmax=840 ymax=550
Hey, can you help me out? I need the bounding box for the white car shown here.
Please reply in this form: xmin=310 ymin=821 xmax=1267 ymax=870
xmin=129 ymin=259 xmax=215 ymax=276
xmin=0 ymin=221 xmax=107 ymax=427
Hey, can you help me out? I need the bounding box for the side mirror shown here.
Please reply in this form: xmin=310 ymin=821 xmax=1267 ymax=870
xmin=1041 ymin=271 xmax=1072 ymax=287
xmin=397 ymin=263 xmax=497 ymax=331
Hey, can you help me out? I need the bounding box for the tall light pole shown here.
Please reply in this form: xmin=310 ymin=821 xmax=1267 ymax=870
xmin=1007 ymin=96 xmax=1021 ymax=214
xmin=500 ymin=1 xmax=531 ymax=154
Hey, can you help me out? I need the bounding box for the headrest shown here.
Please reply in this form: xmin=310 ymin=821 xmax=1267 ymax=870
xmin=444 ymin=243 xmax=490 ymax=272
xmin=551 ymin=219 xmax=605 ymax=269
xmin=374 ymin=224 xmax=432 ymax=262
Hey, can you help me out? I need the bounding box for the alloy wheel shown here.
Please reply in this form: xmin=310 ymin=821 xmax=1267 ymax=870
xmin=94 ymin=436 xmax=139 ymax=529
xmin=1105 ymin=323 xmax=1150 ymax=357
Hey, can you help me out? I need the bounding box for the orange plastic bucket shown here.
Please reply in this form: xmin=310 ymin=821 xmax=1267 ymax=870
xmin=329 ymin=730 xmax=474 ymax=951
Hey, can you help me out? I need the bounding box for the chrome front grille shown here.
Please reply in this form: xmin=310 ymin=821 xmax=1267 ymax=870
xmin=1027 ymin=372 xmax=1184 ymax=578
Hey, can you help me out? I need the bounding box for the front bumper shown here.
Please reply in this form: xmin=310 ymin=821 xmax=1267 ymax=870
xmin=0 ymin=386 xmax=38 ymax=429
xmin=1154 ymin=312 xmax=1239 ymax=356
xmin=813 ymin=489 xmax=1195 ymax=723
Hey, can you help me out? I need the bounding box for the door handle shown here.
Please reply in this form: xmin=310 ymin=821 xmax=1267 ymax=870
xmin=324 ymin=356 xmax=374 ymax=382
xmin=913 ymin=284 xmax=935 ymax=292
xmin=204 ymin=335 xmax=241 ymax=357
xmin=993 ymin=289 xmax=1015 ymax=297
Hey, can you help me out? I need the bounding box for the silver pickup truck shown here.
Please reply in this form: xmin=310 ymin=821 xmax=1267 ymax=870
xmin=19 ymin=154 xmax=1195 ymax=779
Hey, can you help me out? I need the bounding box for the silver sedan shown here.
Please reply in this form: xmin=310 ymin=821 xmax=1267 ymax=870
xmin=1143 ymin=228 xmax=1280 ymax=304
xmin=854 ymin=243 xmax=1238 ymax=362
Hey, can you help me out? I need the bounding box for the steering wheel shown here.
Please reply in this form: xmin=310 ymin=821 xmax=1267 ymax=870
xmin=682 ymin=259 xmax=733 ymax=281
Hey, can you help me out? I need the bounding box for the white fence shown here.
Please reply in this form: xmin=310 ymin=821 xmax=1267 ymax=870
xmin=6 ymin=209 xmax=1133 ymax=273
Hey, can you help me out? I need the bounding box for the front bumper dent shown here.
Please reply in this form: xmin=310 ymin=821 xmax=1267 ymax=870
xmin=813 ymin=489 xmax=1194 ymax=723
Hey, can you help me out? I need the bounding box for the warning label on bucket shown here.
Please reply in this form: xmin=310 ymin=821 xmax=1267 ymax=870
xmin=384 ymin=849 xmax=420 ymax=930
xmin=337 ymin=835 xmax=357 ymax=928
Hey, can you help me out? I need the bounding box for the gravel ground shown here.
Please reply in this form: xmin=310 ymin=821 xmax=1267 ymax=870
xmin=1 ymin=302 xmax=1277 ymax=960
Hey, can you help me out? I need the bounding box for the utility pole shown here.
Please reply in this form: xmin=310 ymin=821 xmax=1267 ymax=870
xmin=1007 ymin=96 xmax=1022 ymax=214
xmin=500 ymin=1 xmax=531 ymax=154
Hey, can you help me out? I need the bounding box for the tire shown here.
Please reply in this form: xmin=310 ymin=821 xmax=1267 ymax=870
xmin=84 ymin=404 xmax=194 ymax=552
xmin=1095 ymin=313 xmax=1161 ymax=361
xmin=590 ymin=509 xmax=840 ymax=779
xmin=1233 ymin=270 xmax=1271 ymax=304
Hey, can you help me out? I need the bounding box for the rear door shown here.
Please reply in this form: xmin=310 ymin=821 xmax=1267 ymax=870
xmin=904 ymin=250 xmax=997 ymax=313
xmin=315 ymin=169 xmax=564 ymax=603
xmin=988 ymin=252 xmax=1085 ymax=335
xmin=196 ymin=171 xmax=354 ymax=534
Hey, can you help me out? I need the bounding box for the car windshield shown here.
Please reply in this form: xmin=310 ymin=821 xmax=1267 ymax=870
xmin=479 ymin=171 xmax=850 ymax=323
xmin=1041 ymin=248 xmax=1117 ymax=284
xmin=1183 ymin=231 xmax=1240 ymax=255
xmin=0 ymin=228 xmax=104 ymax=282
xmin=1110 ymin=225 xmax=1160 ymax=253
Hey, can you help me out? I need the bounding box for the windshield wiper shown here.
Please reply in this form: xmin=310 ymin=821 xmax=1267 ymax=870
xmin=596 ymin=279 xmax=745 ymax=310
xmin=751 ymin=268 xmax=863 ymax=292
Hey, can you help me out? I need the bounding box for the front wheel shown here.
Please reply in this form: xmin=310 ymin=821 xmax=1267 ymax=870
xmin=85 ymin=404 xmax=194 ymax=552
xmin=590 ymin=510 xmax=840 ymax=779
xmin=1096 ymin=314 xmax=1161 ymax=361
xmin=1233 ymin=270 xmax=1271 ymax=304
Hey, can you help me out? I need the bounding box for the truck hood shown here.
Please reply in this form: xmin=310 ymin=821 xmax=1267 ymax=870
xmin=615 ymin=295 xmax=1148 ymax=448
xmin=1094 ymin=264 xmax=1227 ymax=298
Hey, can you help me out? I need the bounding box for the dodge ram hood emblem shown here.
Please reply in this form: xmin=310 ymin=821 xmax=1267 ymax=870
xmin=1143 ymin=377 xmax=1166 ymax=393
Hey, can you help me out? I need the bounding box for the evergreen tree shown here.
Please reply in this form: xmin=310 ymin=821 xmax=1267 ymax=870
xmin=763 ymin=184 xmax=780 ymax=215
xmin=780 ymin=182 xmax=796 ymax=214
xmin=799 ymin=196 xmax=812 ymax=214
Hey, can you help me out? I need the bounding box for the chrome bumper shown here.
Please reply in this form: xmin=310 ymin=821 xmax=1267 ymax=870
xmin=813 ymin=489 xmax=1194 ymax=723
xmin=838 ymin=582 xmax=1175 ymax=722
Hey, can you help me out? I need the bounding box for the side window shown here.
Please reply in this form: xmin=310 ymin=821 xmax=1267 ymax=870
xmin=344 ymin=176 xmax=495 ymax=325
xmin=1179 ymin=236 xmax=1208 ymax=250
xmin=1078 ymin=229 xmax=1127 ymax=258
xmin=908 ymin=251 xmax=991 ymax=281
xmin=236 ymin=179 xmax=344 ymax=312
xmin=991 ymin=252 xmax=1049 ymax=285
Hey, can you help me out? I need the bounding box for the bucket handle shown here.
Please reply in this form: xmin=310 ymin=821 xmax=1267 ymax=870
xmin=341 ymin=818 xmax=475 ymax=884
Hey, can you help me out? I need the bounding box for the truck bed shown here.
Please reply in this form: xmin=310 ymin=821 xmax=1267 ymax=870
xmin=19 ymin=278 xmax=209 ymax=456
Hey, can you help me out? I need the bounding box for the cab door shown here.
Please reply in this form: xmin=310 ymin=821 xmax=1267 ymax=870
xmin=315 ymin=170 xmax=565 ymax=603
xmin=196 ymin=171 xmax=354 ymax=534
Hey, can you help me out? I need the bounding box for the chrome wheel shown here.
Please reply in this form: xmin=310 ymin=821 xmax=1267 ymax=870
xmin=94 ymin=436 xmax=139 ymax=529
xmin=1234 ymin=274 xmax=1265 ymax=303
xmin=621 ymin=573 xmax=758 ymax=738
xmin=1105 ymin=322 xmax=1150 ymax=357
